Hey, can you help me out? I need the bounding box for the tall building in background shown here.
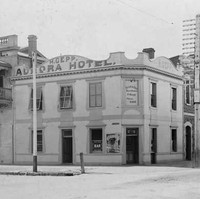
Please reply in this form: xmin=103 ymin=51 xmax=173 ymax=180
xmin=182 ymin=18 xmax=196 ymax=57
xmin=182 ymin=15 xmax=200 ymax=68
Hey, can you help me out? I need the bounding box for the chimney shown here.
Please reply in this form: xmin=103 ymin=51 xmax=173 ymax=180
xmin=28 ymin=35 xmax=37 ymax=57
xmin=142 ymin=48 xmax=155 ymax=59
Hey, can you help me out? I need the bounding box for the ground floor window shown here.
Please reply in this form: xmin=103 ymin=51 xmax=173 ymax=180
xmin=151 ymin=128 xmax=157 ymax=153
xmin=171 ymin=129 xmax=177 ymax=152
xmin=31 ymin=130 xmax=43 ymax=152
xmin=90 ymin=128 xmax=103 ymax=153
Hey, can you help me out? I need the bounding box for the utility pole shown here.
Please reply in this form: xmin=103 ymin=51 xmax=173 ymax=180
xmin=32 ymin=51 xmax=37 ymax=172
xmin=194 ymin=14 xmax=200 ymax=167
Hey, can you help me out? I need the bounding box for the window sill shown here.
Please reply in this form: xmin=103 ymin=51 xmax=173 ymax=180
xmin=87 ymin=106 xmax=105 ymax=110
xmin=89 ymin=152 xmax=103 ymax=155
xmin=29 ymin=109 xmax=45 ymax=114
xmin=57 ymin=108 xmax=74 ymax=112
xmin=88 ymin=153 xmax=122 ymax=155
xmin=170 ymin=151 xmax=178 ymax=154
xmin=125 ymin=105 xmax=141 ymax=108
xmin=30 ymin=152 xmax=44 ymax=155
xmin=105 ymin=153 xmax=122 ymax=155
xmin=150 ymin=106 xmax=157 ymax=110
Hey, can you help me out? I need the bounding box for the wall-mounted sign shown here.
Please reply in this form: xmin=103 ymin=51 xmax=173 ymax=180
xmin=106 ymin=133 xmax=120 ymax=153
xmin=92 ymin=140 xmax=102 ymax=152
xmin=15 ymin=55 xmax=116 ymax=76
xmin=125 ymin=79 xmax=138 ymax=105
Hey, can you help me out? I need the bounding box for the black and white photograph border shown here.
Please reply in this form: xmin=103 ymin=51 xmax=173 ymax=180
xmin=0 ymin=0 xmax=200 ymax=198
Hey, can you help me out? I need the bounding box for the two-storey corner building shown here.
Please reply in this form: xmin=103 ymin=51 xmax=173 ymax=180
xmin=0 ymin=34 xmax=47 ymax=164
xmin=12 ymin=49 xmax=184 ymax=165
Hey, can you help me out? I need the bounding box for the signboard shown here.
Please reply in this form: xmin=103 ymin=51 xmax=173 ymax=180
xmin=15 ymin=55 xmax=116 ymax=76
xmin=126 ymin=128 xmax=138 ymax=135
xmin=125 ymin=79 xmax=138 ymax=105
xmin=106 ymin=133 xmax=120 ymax=153
xmin=92 ymin=140 xmax=102 ymax=152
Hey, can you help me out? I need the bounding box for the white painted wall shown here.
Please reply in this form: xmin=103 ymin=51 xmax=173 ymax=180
xmin=13 ymin=55 xmax=184 ymax=165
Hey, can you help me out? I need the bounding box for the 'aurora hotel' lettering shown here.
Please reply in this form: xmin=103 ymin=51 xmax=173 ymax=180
xmin=16 ymin=55 xmax=115 ymax=76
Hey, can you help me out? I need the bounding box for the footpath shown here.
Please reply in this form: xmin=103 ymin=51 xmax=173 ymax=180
xmin=0 ymin=165 xmax=82 ymax=176
xmin=0 ymin=160 xmax=195 ymax=176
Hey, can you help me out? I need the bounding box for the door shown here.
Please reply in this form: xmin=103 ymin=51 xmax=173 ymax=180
xmin=186 ymin=126 xmax=191 ymax=161
xmin=151 ymin=128 xmax=157 ymax=164
xmin=126 ymin=128 xmax=139 ymax=164
xmin=62 ymin=129 xmax=73 ymax=163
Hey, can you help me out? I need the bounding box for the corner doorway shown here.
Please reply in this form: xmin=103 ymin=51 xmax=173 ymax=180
xmin=126 ymin=128 xmax=139 ymax=164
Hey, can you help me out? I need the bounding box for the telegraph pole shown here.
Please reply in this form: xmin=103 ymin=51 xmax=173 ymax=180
xmin=194 ymin=14 xmax=200 ymax=167
xmin=32 ymin=51 xmax=37 ymax=172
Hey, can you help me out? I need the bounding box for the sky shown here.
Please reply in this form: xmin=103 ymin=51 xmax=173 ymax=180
xmin=1 ymin=0 xmax=200 ymax=60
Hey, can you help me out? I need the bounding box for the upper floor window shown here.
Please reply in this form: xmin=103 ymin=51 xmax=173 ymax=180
xmin=89 ymin=82 xmax=102 ymax=107
xmin=60 ymin=86 xmax=73 ymax=109
xmin=150 ymin=82 xmax=157 ymax=107
xmin=29 ymin=87 xmax=43 ymax=111
xmin=171 ymin=87 xmax=177 ymax=111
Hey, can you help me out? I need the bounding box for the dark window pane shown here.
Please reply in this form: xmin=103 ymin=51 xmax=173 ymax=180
xmin=151 ymin=128 xmax=157 ymax=152
xmin=171 ymin=129 xmax=177 ymax=152
xmin=92 ymin=129 xmax=102 ymax=140
xmin=151 ymin=83 xmax=157 ymax=107
xmin=186 ymin=84 xmax=190 ymax=104
xmin=172 ymin=88 xmax=177 ymax=110
xmin=0 ymin=76 xmax=4 ymax=87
